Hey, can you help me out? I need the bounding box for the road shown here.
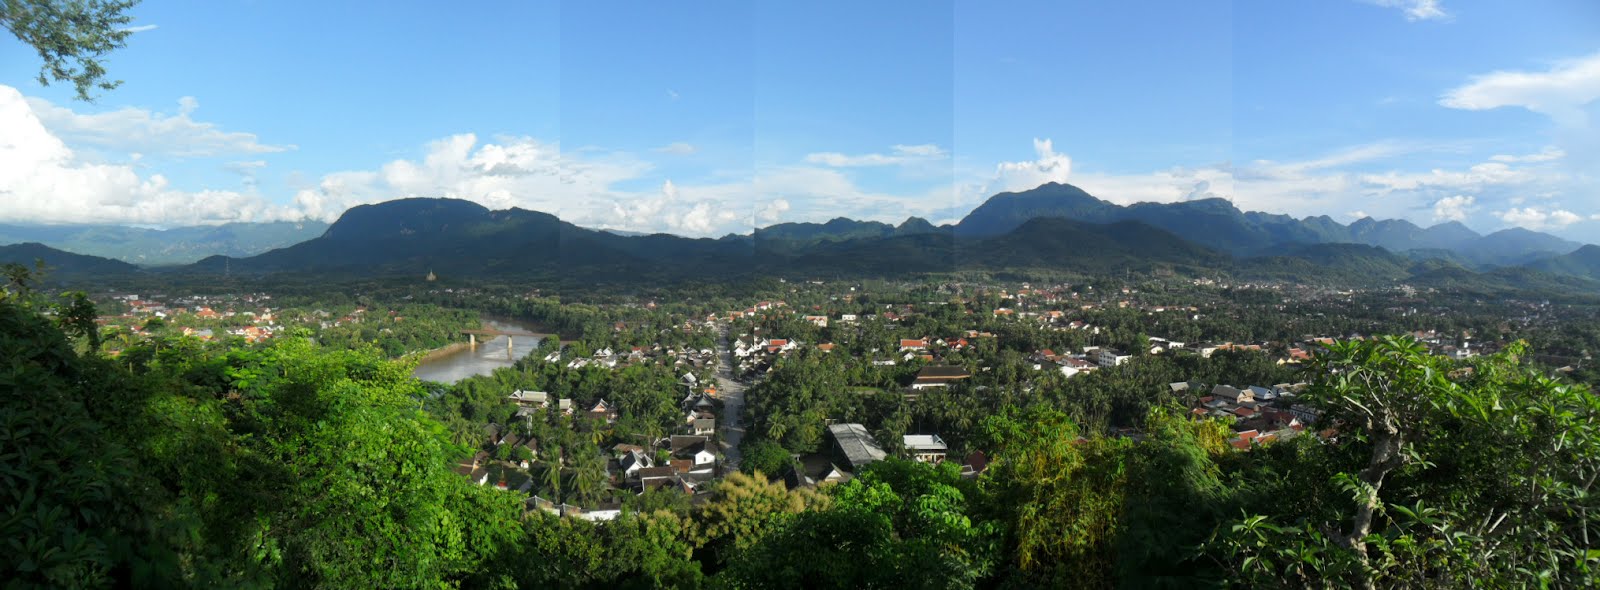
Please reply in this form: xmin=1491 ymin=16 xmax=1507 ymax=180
xmin=714 ymin=325 xmax=747 ymax=471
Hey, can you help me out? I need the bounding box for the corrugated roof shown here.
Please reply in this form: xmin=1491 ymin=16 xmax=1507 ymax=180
xmin=829 ymin=423 xmax=886 ymax=470
xmin=903 ymin=434 xmax=947 ymax=451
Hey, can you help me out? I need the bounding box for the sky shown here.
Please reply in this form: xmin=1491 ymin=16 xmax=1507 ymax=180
xmin=2 ymin=0 xmax=1599 ymax=241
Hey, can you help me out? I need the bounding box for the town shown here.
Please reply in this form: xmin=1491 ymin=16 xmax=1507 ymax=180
xmin=84 ymin=276 xmax=1597 ymax=529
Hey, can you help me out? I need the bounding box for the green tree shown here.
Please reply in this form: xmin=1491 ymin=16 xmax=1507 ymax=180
xmin=2 ymin=0 xmax=140 ymax=100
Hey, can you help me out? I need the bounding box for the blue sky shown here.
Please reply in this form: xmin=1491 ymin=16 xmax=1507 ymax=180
xmin=2 ymin=0 xmax=1598 ymax=241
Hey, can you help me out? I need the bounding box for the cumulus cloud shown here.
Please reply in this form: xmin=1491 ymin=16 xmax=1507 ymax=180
xmin=4 ymin=84 xmax=1589 ymax=241
xmin=757 ymin=199 xmax=791 ymax=223
xmin=288 ymin=132 xmax=650 ymax=223
xmin=1440 ymin=51 xmax=1600 ymax=126
xmin=1495 ymin=207 xmax=1584 ymax=230
xmin=654 ymin=142 xmax=697 ymax=155
xmin=1361 ymin=0 xmax=1449 ymax=21
xmin=1431 ymin=195 xmax=1475 ymax=221
xmin=805 ymin=144 xmax=948 ymax=167
xmin=0 ymin=85 xmax=297 ymax=225
xmin=24 ymin=93 xmax=293 ymax=158
xmin=989 ymin=138 xmax=1072 ymax=192
xmin=606 ymin=180 xmax=743 ymax=235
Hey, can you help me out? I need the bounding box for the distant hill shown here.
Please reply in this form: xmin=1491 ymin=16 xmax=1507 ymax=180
xmin=7 ymin=181 xmax=1587 ymax=273
xmin=753 ymin=216 xmax=944 ymax=249
xmin=175 ymin=196 xmax=1587 ymax=298
xmin=1461 ymin=228 xmax=1583 ymax=267
xmin=950 ymin=182 xmax=1583 ymax=265
xmin=773 ymin=217 xmax=1226 ymax=277
xmin=0 ymin=242 xmax=141 ymax=277
xmin=1241 ymin=243 xmax=1414 ymax=283
xmin=1528 ymin=245 xmax=1600 ymax=281
xmin=0 ymin=220 xmax=328 ymax=266
xmin=168 ymin=190 xmax=1598 ymax=298
xmin=954 ymin=182 xmax=1117 ymax=238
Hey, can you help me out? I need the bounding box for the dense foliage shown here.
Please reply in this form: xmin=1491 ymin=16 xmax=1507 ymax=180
xmin=4 ymin=270 xmax=1598 ymax=588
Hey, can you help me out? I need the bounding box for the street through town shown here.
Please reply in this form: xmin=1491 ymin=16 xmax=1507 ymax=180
xmin=714 ymin=325 xmax=747 ymax=470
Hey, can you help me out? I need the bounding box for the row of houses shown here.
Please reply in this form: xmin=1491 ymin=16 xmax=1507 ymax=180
xmin=1175 ymin=382 xmax=1320 ymax=449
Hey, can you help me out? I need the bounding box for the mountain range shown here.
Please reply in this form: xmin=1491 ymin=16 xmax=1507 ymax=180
xmin=5 ymin=183 xmax=1596 ymax=293
xmin=0 ymin=221 xmax=328 ymax=266
xmin=951 ymin=183 xmax=1584 ymax=266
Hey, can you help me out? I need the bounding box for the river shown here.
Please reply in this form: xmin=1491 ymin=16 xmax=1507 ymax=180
xmin=412 ymin=317 xmax=548 ymax=384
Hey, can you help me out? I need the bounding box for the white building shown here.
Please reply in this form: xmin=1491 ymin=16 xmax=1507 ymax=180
xmin=903 ymin=434 xmax=948 ymax=463
xmin=1097 ymin=348 xmax=1132 ymax=368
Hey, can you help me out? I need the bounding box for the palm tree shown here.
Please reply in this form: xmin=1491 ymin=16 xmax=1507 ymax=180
xmin=541 ymin=459 xmax=563 ymax=503
xmin=572 ymin=452 xmax=608 ymax=506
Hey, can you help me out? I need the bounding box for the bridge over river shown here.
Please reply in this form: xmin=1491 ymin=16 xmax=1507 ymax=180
xmin=461 ymin=328 xmax=545 ymax=351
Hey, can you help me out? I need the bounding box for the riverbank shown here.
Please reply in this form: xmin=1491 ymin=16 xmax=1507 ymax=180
xmin=411 ymin=340 xmax=472 ymax=364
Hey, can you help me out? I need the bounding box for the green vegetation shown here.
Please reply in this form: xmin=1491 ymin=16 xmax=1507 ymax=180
xmin=5 ymin=263 xmax=1599 ymax=588
xmin=1 ymin=0 xmax=139 ymax=100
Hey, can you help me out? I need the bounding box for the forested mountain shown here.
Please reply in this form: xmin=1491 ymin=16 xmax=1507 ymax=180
xmin=9 ymin=182 xmax=1585 ymax=276
xmin=950 ymin=182 xmax=1584 ymax=265
xmin=177 ymin=195 xmax=1599 ymax=295
xmin=0 ymin=220 xmax=328 ymax=265
xmin=753 ymin=216 xmax=942 ymax=245
xmin=1528 ymin=244 xmax=1600 ymax=281
xmin=0 ymin=242 xmax=142 ymax=277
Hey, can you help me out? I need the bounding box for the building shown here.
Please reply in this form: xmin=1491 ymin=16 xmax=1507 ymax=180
xmin=1097 ymin=348 xmax=1133 ymax=368
xmin=1211 ymin=385 xmax=1254 ymax=404
xmin=828 ymin=423 xmax=886 ymax=471
xmin=903 ymin=434 xmax=948 ymax=463
xmin=692 ymin=417 xmax=716 ymax=436
xmin=910 ymin=365 xmax=972 ymax=390
xmin=508 ymin=390 xmax=549 ymax=407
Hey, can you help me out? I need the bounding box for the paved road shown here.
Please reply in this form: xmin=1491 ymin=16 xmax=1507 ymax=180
xmin=714 ymin=326 xmax=747 ymax=471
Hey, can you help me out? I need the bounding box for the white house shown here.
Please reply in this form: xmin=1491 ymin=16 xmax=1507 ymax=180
xmin=1097 ymin=348 xmax=1132 ymax=368
xmin=903 ymin=434 xmax=948 ymax=463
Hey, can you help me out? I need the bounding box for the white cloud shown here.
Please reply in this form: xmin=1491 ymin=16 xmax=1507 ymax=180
xmin=1361 ymin=0 xmax=1449 ymax=21
xmin=1490 ymin=146 xmax=1565 ymax=163
xmin=1495 ymin=207 xmax=1584 ymax=230
xmin=804 ymin=144 xmax=948 ymax=167
xmin=1440 ymin=51 xmax=1600 ymax=126
xmin=989 ymin=138 xmax=1072 ymax=192
xmin=1431 ymin=195 xmax=1475 ymax=221
xmin=289 ymin=132 xmax=651 ymax=223
xmin=757 ymin=199 xmax=791 ymax=223
xmin=606 ymin=180 xmax=744 ymax=235
xmin=119 ymin=24 xmax=159 ymax=33
xmin=4 ymin=86 xmax=1589 ymax=241
xmin=24 ymin=94 xmax=293 ymax=158
xmin=0 ymin=85 xmax=296 ymax=226
xmin=654 ymin=142 xmax=697 ymax=155
xmin=1359 ymin=161 xmax=1533 ymax=192
xmin=666 ymin=89 xmax=680 ymax=100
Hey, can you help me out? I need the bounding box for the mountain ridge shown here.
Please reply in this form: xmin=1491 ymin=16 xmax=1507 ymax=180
xmin=170 ymin=194 xmax=1599 ymax=298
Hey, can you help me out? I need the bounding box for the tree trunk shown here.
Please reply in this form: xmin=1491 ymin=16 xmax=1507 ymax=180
xmin=1338 ymin=425 xmax=1404 ymax=590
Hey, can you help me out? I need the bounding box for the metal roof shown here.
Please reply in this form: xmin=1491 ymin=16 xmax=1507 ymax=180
xmin=829 ymin=423 xmax=886 ymax=470
xmin=903 ymin=434 xmax=948 ymax=452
